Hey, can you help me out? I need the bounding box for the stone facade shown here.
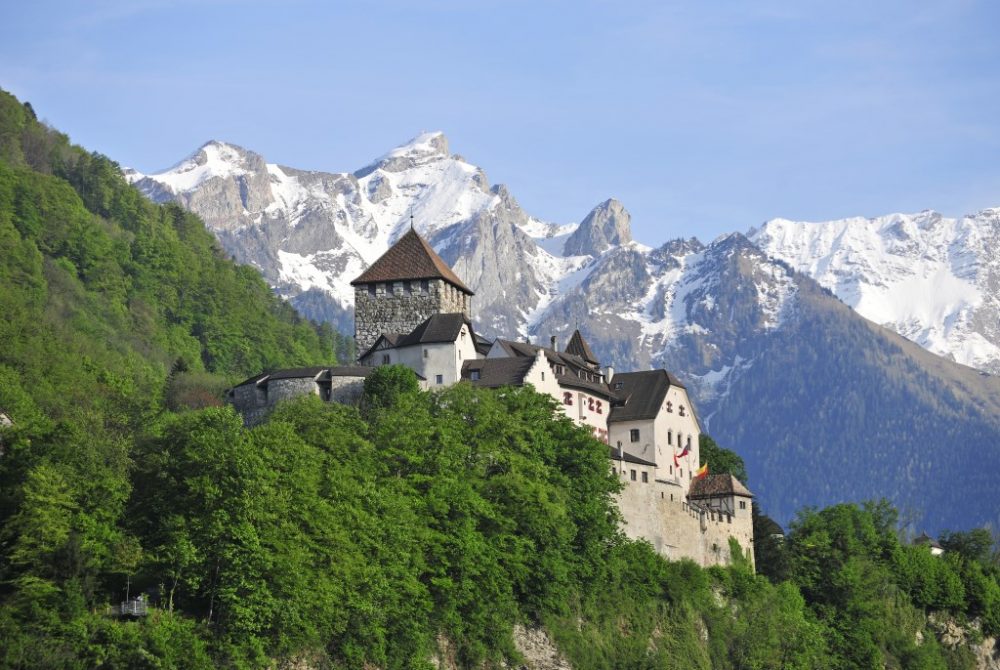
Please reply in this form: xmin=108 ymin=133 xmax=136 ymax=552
xmin=615 ymin=470 xmax=755 ymax=568
xmin=354 ymin=278 xmax=471 ymax=353
xmin=229 ymin=369 xmax=370 ymax=426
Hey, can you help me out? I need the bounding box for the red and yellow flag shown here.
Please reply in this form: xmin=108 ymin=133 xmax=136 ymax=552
xmin=695 ymin=463 xmax=709 ymax=479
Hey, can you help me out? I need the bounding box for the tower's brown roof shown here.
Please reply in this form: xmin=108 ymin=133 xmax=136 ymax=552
xmin=564 ymin=329 xmax=599 ymax=366
xmin=350 ymin=228 xmax=473 ymax=294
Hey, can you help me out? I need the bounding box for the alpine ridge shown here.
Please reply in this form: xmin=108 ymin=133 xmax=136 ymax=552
xmin=130 ymin=134 xmax=1000 ymax=530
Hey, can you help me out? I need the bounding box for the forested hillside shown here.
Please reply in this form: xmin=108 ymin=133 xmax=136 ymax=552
xmin=3 ymin=89 xmax=1000 ymax=669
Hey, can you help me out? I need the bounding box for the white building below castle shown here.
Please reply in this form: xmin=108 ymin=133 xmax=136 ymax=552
xmin=229 ymin=228 xmax=754 ymax=568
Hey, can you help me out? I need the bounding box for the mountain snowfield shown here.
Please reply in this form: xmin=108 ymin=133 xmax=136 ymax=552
xmin=128 ymin=133 xmax=1000 ymax=529
xmin=749 ymin=209 xmax=1000 ymax=374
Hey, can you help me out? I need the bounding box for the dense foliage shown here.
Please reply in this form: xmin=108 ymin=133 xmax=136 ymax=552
xmin=3 ymin=89 xmax=1000 ymax=669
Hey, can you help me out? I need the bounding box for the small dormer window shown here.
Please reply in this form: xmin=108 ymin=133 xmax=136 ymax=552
xmin=614 ymin=381 xmax=623 ymax=390
xmin=471 ymin=370 xmax=481 ymax=381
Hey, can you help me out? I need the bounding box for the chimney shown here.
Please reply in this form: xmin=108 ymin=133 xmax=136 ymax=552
xmin=550 ymin=335 xmax=557 ymax=351
xmin=605 ymin=365 xmax=615 ymax=382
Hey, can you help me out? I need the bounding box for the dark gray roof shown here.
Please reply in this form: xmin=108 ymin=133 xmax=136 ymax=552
xmin=609 ymin=446 xmax=657 ymax=467
xmin=268 ymin=366 xmax=329 ymax=381
xmin=689 ymin=473 xmax=753 ymax=499
xmin=358 ymin=314 xmax=474 ymax=362
xmin=461 ymin=357 xmax=535 ymax=387
xmin=607 ymin=369 xmax=685 ymax=423
xmin=492 ymin=339 xmax=613 ymax=398
xmin=473 ymin=332 xmax=493 ymax=356
xmin=235 ymin=366 xmax=372 ymax=388
xmin=565 ymin=329 xmax=599 ymax=366
xmin=396 ymin=313 xmax=471 ymax=347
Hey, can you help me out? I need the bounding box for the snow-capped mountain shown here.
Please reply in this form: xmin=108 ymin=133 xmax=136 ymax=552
xmin=129 ymin=133 xmax=591 ymax=335
xmin=129 ymin=134 xmax=1000 ymax=530
xmin=749 ymin=210 xmax=1000 ymax=374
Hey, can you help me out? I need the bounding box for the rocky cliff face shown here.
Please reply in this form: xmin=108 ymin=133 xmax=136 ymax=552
xmin=129 ymin=134 xmax=1000 ymax=530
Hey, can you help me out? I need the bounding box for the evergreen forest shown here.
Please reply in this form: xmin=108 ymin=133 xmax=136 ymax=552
xmin=2 ymin=88 xmax=1000 ymax=669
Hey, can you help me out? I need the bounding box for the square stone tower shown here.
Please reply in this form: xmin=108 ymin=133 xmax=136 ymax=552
xmin=351 ymin=228 xmax=474 ymax=354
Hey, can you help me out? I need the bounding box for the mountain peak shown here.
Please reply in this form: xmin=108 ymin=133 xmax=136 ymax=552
xmin=389 ymin=131 xmax=449 ymax=158
xmin=355 ymin=131 xmax=451 ymax=178
xmin=562 ymin=198 xmax=632 ymax=256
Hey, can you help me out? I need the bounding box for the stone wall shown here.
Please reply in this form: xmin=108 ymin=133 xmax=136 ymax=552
xmin=616 ymin=474 xmax=755 ymax=568
xmin=354 ymin=278 xmax=472 ymax=354
xmin=230 ymin=374 xmax=367 ymax=427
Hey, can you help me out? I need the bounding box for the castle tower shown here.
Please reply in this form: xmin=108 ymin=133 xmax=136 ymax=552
xmin=350 ymin=228 xmax=474 ymax=354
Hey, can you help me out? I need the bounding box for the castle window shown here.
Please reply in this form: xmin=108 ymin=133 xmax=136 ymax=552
xmin=670 ymin=494 xmax=674 ymax=502
xmin=630 ymin=428 xmax=640 ymax=443
xmin=541 ymin=372 xmax=545 ymax=381
xmin=471 ymin=370 xmax=480 ymax=381
xmin=687 ymin=435 xmax=692 ymax=448
xmin=669 ymin=465 xmax=673 ymax=475
xmin=630 ymin=469 xmax=636 ymax=481
xmin=458 ymin=350 xmax=463 ymax=360
xmin=666 ymin=401 xmax=673 ymax=413
xmin=679 ymin=468 xmax=683 ymax=477
xmin=739 ymin=501 xmax=746 ymax=510
xmin=368 ymin=284 xmax=376 ymax=296
xmin=679 ymin=405 xmax=686 ymax=416
xmin=641 ymin=471 xmax=648 ymax=483
xmin=563 ymin=392 xmax=573 ymax=405
xmin=421 ymin=280 xmax=429 ymax=294
xmin=435 ymin=374 xmax=444 ymax=385
xmin=668 ymin=431 xmax=673 ymax=445
xmin=393 ymin=281 xmax=403 ymax=294
xmin=424 ymin=349 xmax=428 ymax=358
xmin=382 ymin=354 xmax=390 ymax=365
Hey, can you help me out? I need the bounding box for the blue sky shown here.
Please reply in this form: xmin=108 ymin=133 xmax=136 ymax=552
xmin=3 ymin=0 xmax=999 ymax=243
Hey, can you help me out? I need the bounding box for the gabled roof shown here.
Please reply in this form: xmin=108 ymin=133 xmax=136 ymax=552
xmin=350 ymin=228 xmax=473 ymax=295
xmin=607 ymin=369 xmax=686 ymax=423
xmin=491 ymin=339 xmax=612 ymax=398
xmin=358 ymin=314 xmax=474 ymax=362
xmin=689 ymin=474 xmax=753 ymax=499
xmin=397 ymin=313 xmax=471 ymax=347
xmin=609 ymin=445 xmax=657 ymax=467
xmin=473 ymin=332 xmax=493 ymax=356
xmin=462 ymin=357 xmax=536 ymax=387
xmin=564 ymin=329 xmax=599 ymax=366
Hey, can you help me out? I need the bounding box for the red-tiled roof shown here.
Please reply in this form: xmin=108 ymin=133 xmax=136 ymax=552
xmin=350 ymin=228 xmax=473 ymax=294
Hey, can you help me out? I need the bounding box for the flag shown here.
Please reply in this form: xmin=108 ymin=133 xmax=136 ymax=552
xmin=695 ymin=463 xmax=709 ymax=479
xmin=674 ymin=444 xmax=690 ymax=467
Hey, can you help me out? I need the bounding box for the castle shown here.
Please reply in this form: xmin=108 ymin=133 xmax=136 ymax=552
xmin=229 ymin=228 xmax=754 ymax=568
